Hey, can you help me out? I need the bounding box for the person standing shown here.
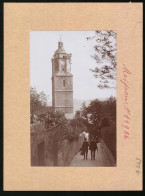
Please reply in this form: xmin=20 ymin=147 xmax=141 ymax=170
xmin=82 ymin=138 xmax=89 ymax=160
xmin=89 ymin=137 xmax=98 ymax=160
xmin=80 ymin=130 xmax=89 ymax=141
xmin=85 ymin=131 xmax=89 ymax=141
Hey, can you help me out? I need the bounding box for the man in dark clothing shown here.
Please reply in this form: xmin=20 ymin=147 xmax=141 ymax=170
xmin=82 ymin=138 xmax=89 ymax=159
xmin=89 ymin=137 xmax=98 ymax=160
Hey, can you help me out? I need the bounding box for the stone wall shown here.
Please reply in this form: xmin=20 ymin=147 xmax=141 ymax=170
xmin=100 ymin=139 xmax=116 ymax=166
xmin=101 ymin=120 xmax=116 ymax=160
xmin=57 ymin=137 xmax=81 ymax=166
xmin=31 ymin=123 xmax=82 ymax=166
xmin=31 ymin=123 xmax=47 ymax=166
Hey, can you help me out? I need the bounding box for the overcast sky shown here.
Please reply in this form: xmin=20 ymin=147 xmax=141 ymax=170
xmin=30 ymin=31 xmax=116 ymax=103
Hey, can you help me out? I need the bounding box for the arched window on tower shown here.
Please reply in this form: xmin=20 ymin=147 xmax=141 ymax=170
xmin=63 ymin=79 xmax=65 ymax=87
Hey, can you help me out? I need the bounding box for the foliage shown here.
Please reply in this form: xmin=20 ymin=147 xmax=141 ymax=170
xmin=30 ymin=87 xmax=67 ymax=126
xmin=86 ymin=99 xmax=102 ymax=126
xmin=87 ymin=31 xmax=116 ymax=89
xmin=76 ymin=96 xmax=116 ymax=133
xmin=45 ymin=110 xmax=67 ymax=128
xmin=77 ymin=97 xmax=116 ymax=159
xmin=46 ymin=123 xmax=79 ymax=142
xmin=30 ymin=87 xmax=48 ymax=124
xmin=70 ymin=109 xmax=88 ymax=135
xmin=80 ymin=102 xmax=89 ymax=123
xmin=59 ymin=124 xmax=78 ymax=142
xmin=70 ymin=118 xmax=87 ymax=135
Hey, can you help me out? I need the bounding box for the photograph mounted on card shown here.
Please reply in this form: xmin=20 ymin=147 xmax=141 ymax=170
xmin=4 ymin=3 xmax=142 ymax=191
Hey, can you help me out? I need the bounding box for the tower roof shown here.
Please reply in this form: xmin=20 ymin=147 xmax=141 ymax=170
xmin=54 ymin=40 xmax=66 ymax=55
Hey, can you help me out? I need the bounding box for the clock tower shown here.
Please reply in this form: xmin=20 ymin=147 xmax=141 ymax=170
xmin=51 ymin=40 xmax=73 ymax=115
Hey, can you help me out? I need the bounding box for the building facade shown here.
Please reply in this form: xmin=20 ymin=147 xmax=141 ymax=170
xmin=51 ymin=41 xmax=73 ymax=115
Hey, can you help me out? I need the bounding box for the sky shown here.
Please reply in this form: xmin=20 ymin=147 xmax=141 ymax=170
xmin=30 ymin=31 xmax=116 ymax=104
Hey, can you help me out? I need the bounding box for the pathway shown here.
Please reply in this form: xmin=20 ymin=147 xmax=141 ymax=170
xmin=69 ymin=143 xmax=109 ymax=167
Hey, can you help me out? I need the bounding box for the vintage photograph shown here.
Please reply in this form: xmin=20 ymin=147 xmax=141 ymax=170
xmin=30 ymin=31 xmax=116 ymax=167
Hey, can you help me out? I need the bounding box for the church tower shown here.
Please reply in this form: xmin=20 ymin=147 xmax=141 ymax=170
xmin=51 ymin=40 xmax=73 ymax=115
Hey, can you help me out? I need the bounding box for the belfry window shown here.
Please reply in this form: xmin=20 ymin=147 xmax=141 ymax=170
xmin=63 ymin=80 xmax=65 ymax=87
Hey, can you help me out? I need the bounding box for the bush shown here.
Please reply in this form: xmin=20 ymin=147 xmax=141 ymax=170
xmin=70 ymin=119 xmax=87 ymax=135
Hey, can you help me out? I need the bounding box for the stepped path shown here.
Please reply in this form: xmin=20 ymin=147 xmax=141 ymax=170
xmin=69 ymin=143 xmax=109 ymax=167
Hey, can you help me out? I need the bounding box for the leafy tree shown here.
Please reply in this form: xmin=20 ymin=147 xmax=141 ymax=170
xmin=30 ymin=87 xmax=48 ymax=124
xmin=45 ymin=109 xmax=67 ymax=128
xmin=87 ymin=31 xmax=116 ymax=89
xmin=80 ymin=101 xmax=89 ymax=123
xmin=87 ymin=99 xmax=101 ymax=126
xmin=74 ymin=110 xmax=81 ymax=119
xmin=70 ymin=110 xmax=88 ymax=134
xmin=53 ymin=110 xmax=66 ymax=124
xmin=78 ymin=97 xmax=116 ymax=137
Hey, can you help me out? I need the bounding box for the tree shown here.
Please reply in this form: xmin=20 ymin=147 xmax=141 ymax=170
xmin=45 ymin=109 xmax=67 ymax=128
xmin=80 ymin=101 xmax=89 ymax=123
xmin=74 ymin=110 xmax=81 ymax=119
xmin=30 ymin=87 xmax=48 ymax=124
xmin=88 ymin=100 xmax=102 ymax=129
xmin=79 ymin=97 xmax=116 ymax=137
xmin=87 ymin=31 xmax=116 ymax=89
xmin=53 ymin=110 xmax=66 ymax=124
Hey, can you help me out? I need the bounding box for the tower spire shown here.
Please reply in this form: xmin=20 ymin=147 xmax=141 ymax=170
xmin=60 ymin=34 xmax=62 ymax=42
xmin=58 ymin=35 xmax=63 ymax=48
